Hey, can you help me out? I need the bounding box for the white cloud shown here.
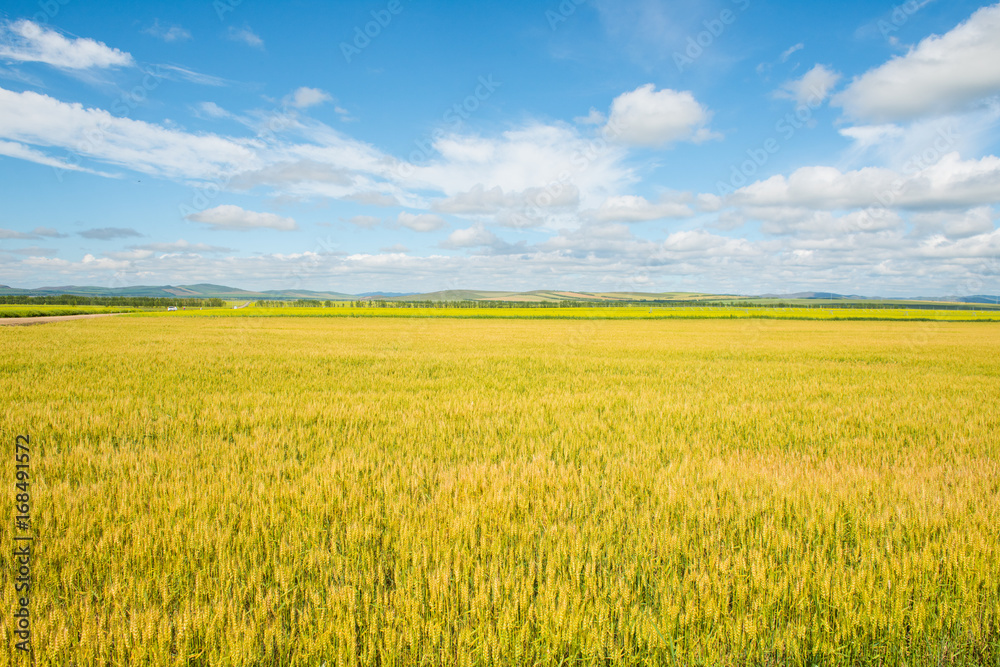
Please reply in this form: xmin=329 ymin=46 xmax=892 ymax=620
xmin=575 ymin=108 xmax=606 ymax=125
xmin=835 ymin=3 xmax=1000 ymax=121
xmin=775 ymin=64 xmax=841 ymax=105
xmin=0 ymin=20 xmax=133 ymax=70
xmin=184 ymin=205 xmax=297 ymax=231
xmin=433 ymin=184 xmax=579 ymax=217
xmin=286 ymin=87 xmax=332 ymax=109
xmin=105 ymin=249 xmax=154 ymax=261
xmin=729 ymin=153 xmax=1000 ymax=210
xmin=227 ymin=26 xmax=264 ymax=50
xmin=584 ymin=194 xmax=693 ymax=223
xmin=398 ymin=212 xmax=447 ymax=232
xmin=0 ymin=86 xmax=258 ymax=180
xmin=838 ymin=124 xmax=906 ymax=150
xmin=910 ymin=207 xmax=996 ymax=239
xmin=143 ymin=21 xmax=192 ymax=43
xmin=400 ymin=123 xmax=633 ymax=226
xmin=780 ymin=43 xmax=804 ymax=63
xmin=0 ymin=138 xmax=116 ymax=176
xmin=605 ymin=84 xmax=717 ymax=147
xmin=134 ymin=240 xmax=234 ymax=253
xmin=442 ymin=224 xmax=499 ymax=248
xmin=196 ymin=101 xmax=231 ymax=119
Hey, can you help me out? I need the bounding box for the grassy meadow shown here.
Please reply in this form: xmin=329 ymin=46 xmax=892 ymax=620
xmin=1 ymin=316 xmax=998 ymax=665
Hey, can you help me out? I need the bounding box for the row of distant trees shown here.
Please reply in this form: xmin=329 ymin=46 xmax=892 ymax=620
xmin=3 ymin=294 xmax=990 ymax=311
xmin=0 ymin=295 xmax=226 ymax=308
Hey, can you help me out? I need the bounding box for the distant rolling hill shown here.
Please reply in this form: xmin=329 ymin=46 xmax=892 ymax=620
xmin=0 ymin=283 xmax=353 ymax=300
xmin=1 ymin=284 xmax=997 ymax=306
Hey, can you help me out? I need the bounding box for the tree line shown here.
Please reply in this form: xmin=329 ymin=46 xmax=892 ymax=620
xmin=0 ymin=295 xmax=227 ymax=308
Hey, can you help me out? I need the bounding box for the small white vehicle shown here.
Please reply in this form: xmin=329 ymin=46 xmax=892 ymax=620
xmin=167 ymin=306 xmax=178 ymax=311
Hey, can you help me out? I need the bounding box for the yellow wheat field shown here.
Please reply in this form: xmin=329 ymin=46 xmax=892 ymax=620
xmin=1 ymin=316 xmax=998 ymax=665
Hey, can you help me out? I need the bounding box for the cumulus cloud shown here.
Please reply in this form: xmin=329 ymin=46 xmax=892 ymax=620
xmin=775 ymin=64 xmax=841 ymax=105
xmin=584 ymin=195 xmax=693 ymax=223
xmin=442 ymin=224 xmax=500 ymax=249
xmin=184 ymin=205 xmax=297 ymax=231
xmin=397 ymin=212 xmax=447 ymax=232
xmin=0 ymin=20 xmax=134 ymax=70
xmin=605 ymin=84 xmax=717 ymax=147
xmin=432 ymin=184 xmax=579 ymax=217
xmin=285 ymin=87 xmax=332 ymax=109
xmin=196 ymin=101 xmax=231 ymax=119
xmin=910 ymin=206 xmax=996 ymax=239
xmin=835 ymin=3 xmax=1000 ymax=121
xmin=729 ymin=153 xmax=1000 ymax=210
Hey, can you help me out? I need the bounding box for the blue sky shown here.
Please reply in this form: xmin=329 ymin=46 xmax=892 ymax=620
xmin=0 ymin=0 xmax=998 ymax=295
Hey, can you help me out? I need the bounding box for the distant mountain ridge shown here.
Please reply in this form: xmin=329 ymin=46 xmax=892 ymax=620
xmin=0 ymin=283 xmax=353 ymax=300
xmin=0 ymin=283 xmax=997 ymax=304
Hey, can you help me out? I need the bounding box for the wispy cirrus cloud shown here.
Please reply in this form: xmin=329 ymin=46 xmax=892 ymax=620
xmin=226 ymin=26 xmax=264 ymax=50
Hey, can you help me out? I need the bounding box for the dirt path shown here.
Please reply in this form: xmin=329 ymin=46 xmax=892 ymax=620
xmin=0 ymin=313 xmax=123 ymax=326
